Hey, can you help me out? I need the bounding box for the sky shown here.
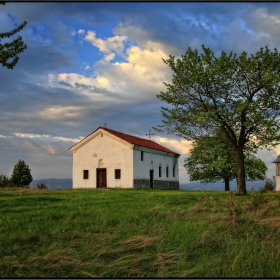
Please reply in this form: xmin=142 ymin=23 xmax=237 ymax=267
xmin=1 ymin=2 xmax=280 ymax=186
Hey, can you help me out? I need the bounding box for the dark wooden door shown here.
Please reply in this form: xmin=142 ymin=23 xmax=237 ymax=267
xmin=150 ymin=170 xmax=154 ymax=188
xmin=97 ymin=168 xmax=107 ymax=188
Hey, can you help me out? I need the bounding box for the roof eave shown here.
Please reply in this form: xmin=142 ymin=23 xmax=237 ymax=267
xmin=133 ymin=144 xmax=180 ymax=157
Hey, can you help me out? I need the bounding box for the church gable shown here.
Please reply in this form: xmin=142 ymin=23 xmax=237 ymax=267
xmin=70 ymin=126 xmax=180 ymax=156
xmin=69 ymin=127 xmax=133 ymax=153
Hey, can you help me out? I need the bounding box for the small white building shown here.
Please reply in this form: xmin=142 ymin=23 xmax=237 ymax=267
xmin=272 ymin=155 xmax=280 ymax=191
xmin=69 ymin=127 xmax=180 ymax=189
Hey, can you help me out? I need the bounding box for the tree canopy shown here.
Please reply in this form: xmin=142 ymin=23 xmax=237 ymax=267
xmin=156 ymin=45 xmax=280 ymax=194
xmin=184 ymin=131 xmax=267 ymax=191
xmin=0 ymin=2 xmax=27 ymax=69
xmin=10 ymin=159 xmax=33 ymax=187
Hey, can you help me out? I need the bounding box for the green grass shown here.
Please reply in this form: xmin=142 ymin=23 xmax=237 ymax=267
xmin=1 ymin=188 xmax=280 ymax=277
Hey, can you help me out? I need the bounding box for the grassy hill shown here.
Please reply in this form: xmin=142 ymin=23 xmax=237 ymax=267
xmin=1 ymin=188 xmax=280 ymax=277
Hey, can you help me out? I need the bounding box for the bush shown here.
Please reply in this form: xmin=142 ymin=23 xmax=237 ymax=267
xmin=10 ymin=159 xmax=33 ymax=187
xmin=0 ymin=175 xmax=10 ymax=187
xmin=264 ymin=178 xmax=275 ymax=191
xmin=37 ymin=183 xmax=47 ymax=189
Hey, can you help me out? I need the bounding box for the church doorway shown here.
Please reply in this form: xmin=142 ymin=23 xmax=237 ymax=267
xmin=97 ymin=168 xmax=107 ymax=188
xmin=150 ymin=170 xmax=154 ymax=188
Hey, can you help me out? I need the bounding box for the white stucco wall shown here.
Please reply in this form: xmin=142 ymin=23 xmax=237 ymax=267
xmin=71 ymin=130 xmax=133 ymax=188
xmin=276 ymin=176 xmax=280 ymax=191
xmin=133 ymin=146 xmax=179 ymax=181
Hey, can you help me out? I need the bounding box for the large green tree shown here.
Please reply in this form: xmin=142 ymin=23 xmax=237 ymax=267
xmin=156 ymin=45 xmax=280 ymax=194
xmin=10 ymin=159 xmax=33 ymax=187
xmin=0 ymin=2 xmax=27 ymax=69
xmin=184 ymin=132 xmax=267 ymax=191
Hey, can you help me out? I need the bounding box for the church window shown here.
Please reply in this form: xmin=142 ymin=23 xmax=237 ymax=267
xmin=166 ymin=166 xmax=169 ymax=178
xmin=83 ymin=170 xmax=89 ymax=179
xmin=141 ymin=151 xmax=144 ymax=161
xmin=159 ymin=165 xmax=162 ymax=177
xmin=173 ymin=165 xmax=175 ymax=177
xmin=115 ymin=169 xmax=121 ymax=179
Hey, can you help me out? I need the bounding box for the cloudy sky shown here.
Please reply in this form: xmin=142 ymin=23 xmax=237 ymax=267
xmin=1 ymin=2 xmax=280 ymax=186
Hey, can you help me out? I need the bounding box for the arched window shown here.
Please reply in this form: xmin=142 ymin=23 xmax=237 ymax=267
xmin=166 ymin=165 xmax=169 ymax=178
xmin=159 ymin=164 xmax=162 ymax=177
xmin=99 ymin=159 xmax=104 ymax=168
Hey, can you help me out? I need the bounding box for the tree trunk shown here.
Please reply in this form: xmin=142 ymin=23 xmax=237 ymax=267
xmin=224 ymin=178 xmax=230 ymax=191
xmin=234 ymin=147 xmax=247 ymax=195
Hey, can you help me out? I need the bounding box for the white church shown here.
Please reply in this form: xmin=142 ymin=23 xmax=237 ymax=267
xmin=69 ymin=127 xmax=180 ymax=189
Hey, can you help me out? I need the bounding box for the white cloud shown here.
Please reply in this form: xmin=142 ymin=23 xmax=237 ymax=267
xmin=13 ymin=132 xmax=81 ymax=143
xmin=78 ymin=29 xmax=85 ymax=34
xmin=103 ymin=52 xmax=115 ymax=62
xmin=0 ymin=134 xmax=9 ymax=138
xmin=84 ymin=30 xmax=127 ymax=56
xmin=48 ymin=33 xmax=173 ymax=103
xmin=14 ymin=133 xmax=48 ymax=138
xmin=126 ymin=42 xmax=170 ymax=72
xmin=155 ymin=136 xmax=193 ymax=155
xmin=113 ymin=21 xmax=181 ymax=57
xmin=40 ymin=105 xmax=83 ymax=119
xmin=53 ymin=136 xmax=82 ymax=143
xmin=49 ymin=73 xmax=113 ymax=100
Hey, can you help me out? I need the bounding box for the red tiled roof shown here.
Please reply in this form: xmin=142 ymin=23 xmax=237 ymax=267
xmin=70 ymin=127 xmax=179 ymax=155
xmin=102 ymin=127 xmax=179 ymax=155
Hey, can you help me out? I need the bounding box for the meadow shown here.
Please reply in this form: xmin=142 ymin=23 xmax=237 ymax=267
xmin=1 ymin=187 xmax=280 ymax=278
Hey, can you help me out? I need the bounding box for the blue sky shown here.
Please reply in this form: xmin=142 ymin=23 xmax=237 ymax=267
xmin=1 ymin=2 xmax=280 ymax=186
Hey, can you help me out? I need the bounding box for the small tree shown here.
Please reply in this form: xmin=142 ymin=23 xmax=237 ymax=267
xmin=184 ymin=132 xmax=267 ymax=191
xmin=37 ymin=182 xmax=47 ymax=189
xmin=264 ymin=178 xmax=275 ymax=191
xmin=10 ymin=159 xmax=33 ymax=187
xmin=0 ymin=174 xmax=10 ymax=187
xmin=0 ymin=2 xmax=27 ymax=69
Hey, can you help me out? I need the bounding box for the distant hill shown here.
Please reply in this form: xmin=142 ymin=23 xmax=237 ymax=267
xmin=30 ymin=178 xmax=72 ymax=190
xmin=179 ymin=180 xmax=267 ymax=191
xmin=29 ymin=178 xmax=267 ymax=191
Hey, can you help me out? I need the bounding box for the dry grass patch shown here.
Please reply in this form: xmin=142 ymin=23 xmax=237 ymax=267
xmin=26 ymin=248 xmax=90 ymax=277
xmin=259 ymin=217 xmax=280 ymax=227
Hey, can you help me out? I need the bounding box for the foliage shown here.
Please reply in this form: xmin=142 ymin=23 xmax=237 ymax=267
xmin=0 ymin=174 xmax=10 ymax=187
xmin=0 ymin=2 xmax=27 ymax=69
xmin=184 ymin=131 xmax=267 ymax=191
xmin=263 ymin=178 xmax=275 ymax=191
xmin=10 ymin=159 xmax=33 ymax=187
xmin=156 ymin=45 xmax=280 ymax=194
xmin=37 ymin=182 xmax=48 ymax=189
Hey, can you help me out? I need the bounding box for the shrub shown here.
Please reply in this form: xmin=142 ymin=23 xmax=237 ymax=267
xmin=264 ymin=178 xmax=275 ymax=191
xmin=37 ymin=182 xmax=47 ymax=189
xmin=0 ymin=175 xmax=10 ymax=187
xmin=10 ymin=159 xmax=33 ymax=187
